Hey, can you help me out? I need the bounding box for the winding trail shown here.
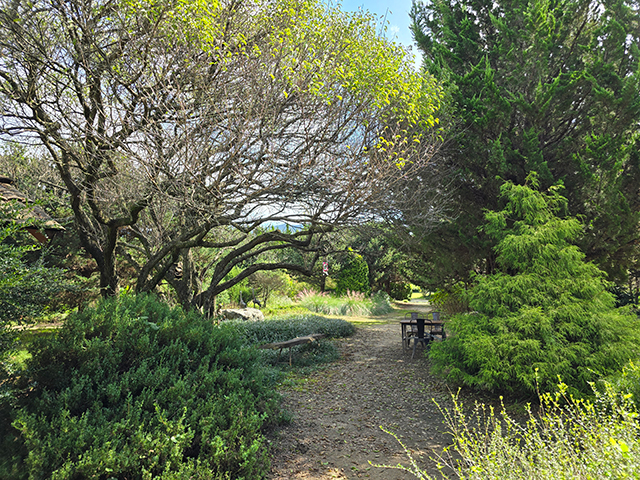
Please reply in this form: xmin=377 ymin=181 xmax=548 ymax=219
xmin=268 ymin=305 xmax=458 ymax=480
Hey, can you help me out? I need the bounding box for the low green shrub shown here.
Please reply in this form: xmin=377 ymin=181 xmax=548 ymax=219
xmin=234 ymin=313 xmax=355 ymax=342
xmin=228 ymin=314 xmax=355 ymax=367
xmin=1 ymin=293 xmax=281 ymax=479
xmin=375 ymin=381 xmax=640 ymax=479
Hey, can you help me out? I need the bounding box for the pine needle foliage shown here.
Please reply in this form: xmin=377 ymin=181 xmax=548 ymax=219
xmin=430 ymin=174 xmax=640 ymax=395
xmin=1 ymin=293 xmax=281 ymax=479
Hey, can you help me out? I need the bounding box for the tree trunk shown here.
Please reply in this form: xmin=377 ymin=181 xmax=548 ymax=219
xmin=165 ymin=249 xmax=202 ymax=309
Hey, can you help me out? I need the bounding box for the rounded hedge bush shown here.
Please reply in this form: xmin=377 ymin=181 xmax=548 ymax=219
xmin=335 ymin=252 xmax=370 ymax=295
xmin=389 ymin=282 xmax=412 ymax=301
xmin=4 ymin=293 xmax=281 ymax=479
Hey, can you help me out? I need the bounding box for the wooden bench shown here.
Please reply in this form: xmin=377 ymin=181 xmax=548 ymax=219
xmin=258 ymin=334 xmax=326 ymax=365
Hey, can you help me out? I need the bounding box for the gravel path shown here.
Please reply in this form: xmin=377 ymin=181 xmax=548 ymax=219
xmin=268 ymin=311 xmax=459 ymax=480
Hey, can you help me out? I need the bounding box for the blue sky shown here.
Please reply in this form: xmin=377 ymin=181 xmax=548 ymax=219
xmin=338 ymin=1 xmax=416 ymax=49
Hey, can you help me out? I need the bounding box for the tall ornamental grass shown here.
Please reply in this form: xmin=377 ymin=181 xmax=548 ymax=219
xmin=297 ymin=289 xmax=394 ymax=316
xmin=375 ymin=381 xmax=640 ymax=479
xmin=260 ymin=294 xmax=309 ymax=317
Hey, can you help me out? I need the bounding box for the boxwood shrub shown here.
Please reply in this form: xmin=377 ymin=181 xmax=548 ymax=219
xmin=2 ymin=293 xmax=281 ymax=479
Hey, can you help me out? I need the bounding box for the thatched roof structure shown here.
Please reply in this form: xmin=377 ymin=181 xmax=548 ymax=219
xmin=0 ymin=176 xmax=65 ymax=243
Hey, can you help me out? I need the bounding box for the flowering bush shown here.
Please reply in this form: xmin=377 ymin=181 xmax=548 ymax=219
xmin=375 ymin=381 xmax=640 ymax=479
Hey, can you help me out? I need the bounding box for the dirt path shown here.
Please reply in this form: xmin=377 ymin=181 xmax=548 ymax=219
xmin=268 ymin=306 xmax=458 ymax=480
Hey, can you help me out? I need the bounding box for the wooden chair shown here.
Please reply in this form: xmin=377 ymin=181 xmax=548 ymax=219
xmin=402 ymin=312 xmax=419 ymax=350
xmin=427 ymin=311 xmax=446 ymax=340
xmin=407 ymin=316 xmax=431 ymax=359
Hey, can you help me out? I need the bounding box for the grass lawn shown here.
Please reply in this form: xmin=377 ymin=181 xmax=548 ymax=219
xmin=410 ymin=290 xmax=427 ymax=301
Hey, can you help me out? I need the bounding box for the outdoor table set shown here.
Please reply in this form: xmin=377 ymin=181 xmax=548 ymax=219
xmin=401 ymin=311 xmax=446 ymax=359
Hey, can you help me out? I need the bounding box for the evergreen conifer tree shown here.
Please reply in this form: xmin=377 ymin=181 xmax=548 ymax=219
xmin=410 ymin=0 xmax=640 ymax=286
xmin=336 ymin=251 xmax=370 ymax=295
xmin=430 ymin=174 xmax=640 ymax=394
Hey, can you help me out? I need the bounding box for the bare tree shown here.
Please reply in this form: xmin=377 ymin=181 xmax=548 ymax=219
xmin=0 ymin=0 xmax=444 ymax=308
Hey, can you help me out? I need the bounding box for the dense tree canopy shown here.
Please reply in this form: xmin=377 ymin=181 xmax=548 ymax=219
xmin=410 ymin=0 xmax=640 ymax=288
xmin=0 ymin=0 xmax=442 ymax=309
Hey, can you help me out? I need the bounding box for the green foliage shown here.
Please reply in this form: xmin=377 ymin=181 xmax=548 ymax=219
xmin=0 ymin=216 xmax=66 ymax=367
xmin=336 ymin=252 xmax=370 ymax=296
xmin=230 ymin=313 xmax=355 ymax=344
xmin=0 ymin=146 xmax=98 ymax=312
xmin=339 ymin=225 xmax=428 ymax=298
xmin=0 ymin=144 xmax=70 ymax=220
xmin=389 ymin=282 xmax=412 ymax=301
xmin=430 ymin=175 xmax=640 ymax=394
xmin=609 ymin=284 xmax=638 ymax=309
xmin=606 ymin=360 xmax=640 ymax=410
xmin=163 ymin=0 xmax=441 ymax=130
xmin=410 ymin=0 xmax=640 ymax=286
xmin=2 ymin=294 xmax=280 ymax=479
xmin=260 ymin=294 xmax=310 ymax=317
xmin=297 ymin=289 xmax=393 ymax=317
xmin=248 ymin=270 xmax=289 ymax=307
xmin=369 ymin=291 xmax=396 ymax=316
xmin=227 ymin=313 xmax=355 ymax=367
xmin=215 ymin=266 xmax=250 ymax=307
xmin=0 ymin=0 xmax=443 ymax=306
xmin=429 ymin=284 xmax=469 ymax=316
xmin=0 ymin=220 xmax=63 ymax=321
xmin=376 ymin=381 xmax=640 ymax=479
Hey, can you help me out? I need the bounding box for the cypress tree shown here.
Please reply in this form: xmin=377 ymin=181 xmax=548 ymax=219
xmin=336 ymin=252 xmax=371 ymax=295
xmin=410 ymin=0 xmax=640 ymax=286
xmin=430 ymin=174 xmax=640 ymax=395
